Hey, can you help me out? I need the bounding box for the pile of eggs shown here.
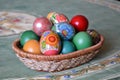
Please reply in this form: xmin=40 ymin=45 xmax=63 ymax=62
xmin=20 ymin=12 xmax=100 ymax=55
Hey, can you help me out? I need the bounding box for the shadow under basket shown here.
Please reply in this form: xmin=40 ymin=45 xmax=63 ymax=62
xmin=12 ymin=35 xmax=104 ymax=72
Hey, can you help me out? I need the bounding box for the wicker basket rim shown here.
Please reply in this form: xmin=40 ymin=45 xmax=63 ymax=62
xmin=12 ymin=35 xmax=104 ymax=61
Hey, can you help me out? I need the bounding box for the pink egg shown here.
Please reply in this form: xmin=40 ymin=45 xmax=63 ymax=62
xmin=33 ymin=17 xmax=52 ymax=36
xmin=44 ymin=50 xmax=59 ymax=56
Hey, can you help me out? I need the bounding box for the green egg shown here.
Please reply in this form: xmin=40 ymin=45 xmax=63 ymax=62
xmin=51 ymin=25 xmax=56 ymax=31
xmin=61 ymin=40 xmax=76 ymax=54
xmin=72 ymin=32 xmax=92 ymax=50
xmin=20 ymin=30 xmax=39 ymax=46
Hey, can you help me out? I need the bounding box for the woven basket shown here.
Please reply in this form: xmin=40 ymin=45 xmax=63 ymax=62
xmin=12 ymin=35 xmax=104 ymax=72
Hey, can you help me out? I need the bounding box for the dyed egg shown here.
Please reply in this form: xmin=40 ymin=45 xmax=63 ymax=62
xmin=72 ymin=32 xmax=92 ymax=50
xmin=20 ymin=30 xmax=39 ymax=46
xmin=33 ymin=17 xmax=52 ymax=36
xmin=47 ymin=12 xmax=69 ymax=24
xmin=61 ymin=41 xmax=76 ymax=54
xmin=51 ymin=25 xmax=56 ymax=31
xmin=87 ymin=29 xmax=100 ymax=44
xmin=23 ymin=40 xmax=41 ymax=55
xmin=47 ymin=12 xmax=56 ymax=20
xmin=40 ymin=30 xmax=61 ymax=55
xmin=70 ymin=15 xmax=89 ymax=32
xmin=54 ymin=22 xmax=75 ymax=40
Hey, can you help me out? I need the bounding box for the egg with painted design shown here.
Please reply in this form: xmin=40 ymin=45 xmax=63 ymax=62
xmin=40 ymin=30 xmax=61 ymax=55
xmin=54 ymin=22 xmax=75 ymax=40
xmin=87 ymin=29 xmax=100 ymax=44
xmin=47 ymin=12 xmax=69 ymax=24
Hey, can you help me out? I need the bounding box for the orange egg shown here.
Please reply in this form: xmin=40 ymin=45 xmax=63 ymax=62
xmin=23 ymin=40 xmax=41 ymax=55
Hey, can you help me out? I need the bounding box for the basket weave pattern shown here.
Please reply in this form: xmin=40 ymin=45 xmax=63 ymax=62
xmin=12 ymin=35 xmax=104 ymax=72
xmin=17 ymin=51 xmax=98 ymax=72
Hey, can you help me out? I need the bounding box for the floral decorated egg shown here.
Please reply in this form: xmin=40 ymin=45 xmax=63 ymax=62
xmin=47 ymin=12 xmax=56 ymax=20
xmin=87 ymin=29 xmax=100 ymax=44
xmin=40 ymin=30 xmax=61 ymax=55
xmin=54 ymin=22 xmax=75 ymax=40
xmin=47 ymin=12 xmax=69 ymax=24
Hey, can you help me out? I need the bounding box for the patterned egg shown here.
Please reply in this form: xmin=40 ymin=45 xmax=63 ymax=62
xmin=40 ymin=30 xmax=61 ymax=55
xmin=87 ymin=29 xmax=100 ymax=44
xmin=33 ymin=17 xmax=52 ymax=36
xmin=54 ymin=22 xmax=75 ymax=40
xmin=47 ymin=12 xmax=56 ymax=20
xmin=47 ymin=12 xmax=69 ymax=24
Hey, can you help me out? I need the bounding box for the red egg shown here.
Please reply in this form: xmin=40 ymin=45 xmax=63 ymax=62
xmin=33 ymin=17 xmax=52 ymax=36
xmin=70 ymin=15 xmax=89 ymax=32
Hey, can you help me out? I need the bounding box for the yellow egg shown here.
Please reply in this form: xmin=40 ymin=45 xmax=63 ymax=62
xmin=40 ymin=30 xmax=61 ymax=55
xmin=23 ymin=40 xmax=41 ymax=55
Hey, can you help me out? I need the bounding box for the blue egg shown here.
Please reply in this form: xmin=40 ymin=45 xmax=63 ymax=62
xmin=54 ymin=22 xmax=75 ymax=40
xmin=61 ymin=41 xmax=76 ymax=54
